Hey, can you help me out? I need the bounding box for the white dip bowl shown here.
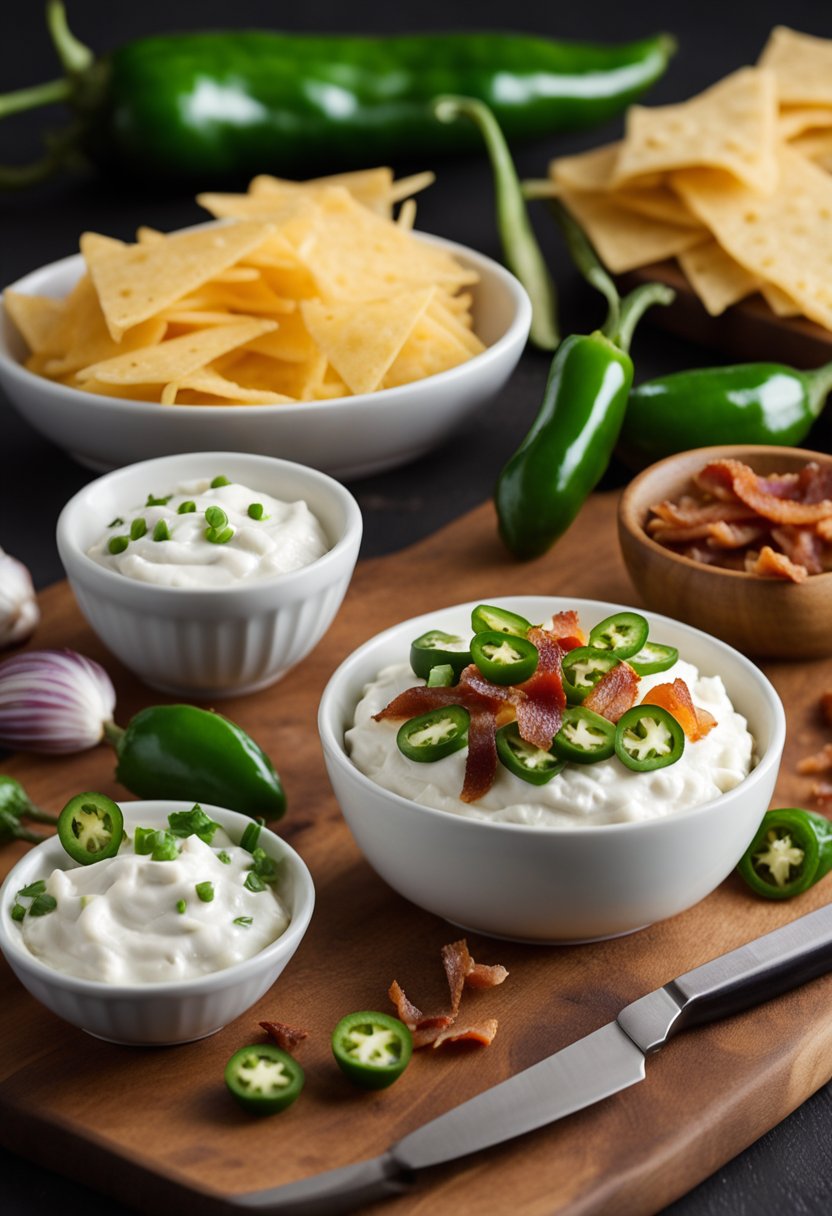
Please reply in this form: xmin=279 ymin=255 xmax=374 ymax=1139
xmin=56 ymin=450 xmax=362 ymax=698
xmin=0 ymin=801 xmax=315 ymax=1046
xmin=318 ymin=596 xmax=786 ymax=944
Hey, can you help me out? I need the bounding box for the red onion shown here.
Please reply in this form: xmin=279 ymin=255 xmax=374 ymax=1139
xmin=0 ymin=649 xmax=116 ymax=753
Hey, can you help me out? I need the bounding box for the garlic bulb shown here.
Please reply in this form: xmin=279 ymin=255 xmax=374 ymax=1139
xmin=0 ymin=548 xmax=39 ymax=649
xmin=0 ymin=649 xmax=116 ymax=753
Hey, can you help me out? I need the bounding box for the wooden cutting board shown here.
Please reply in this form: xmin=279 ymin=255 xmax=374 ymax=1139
xmin=1 ymin=489 xmax=831 ymax=1216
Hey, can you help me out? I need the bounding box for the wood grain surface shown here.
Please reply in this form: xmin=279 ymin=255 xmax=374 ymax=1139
xmin=1 ymin=489 xmax=831 ymax=1216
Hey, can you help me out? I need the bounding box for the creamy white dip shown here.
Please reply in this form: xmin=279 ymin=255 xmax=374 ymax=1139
xmin=19 ymin=830 xmax=290 ymax=983
xmin=87 ymin=477 xmax=328 ymax=588
xmin=347 ymin=658 xmax=754 ymax=827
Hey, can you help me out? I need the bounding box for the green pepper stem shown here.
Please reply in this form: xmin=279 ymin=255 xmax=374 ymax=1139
xmin=0 ymin=78 xmax=72 ymax=120
xmin=432 ymin=94 xmax=559 ymax=351
xmin=547 ymin=199 xmax=620 ymax=341
xmin=616 ymin=282 xmax=675 ymax=355
xmin=46 ymin=1 xmax=94 ymax=74
xmin=806 ymin=360 xmax=832 ymax=419
xmin=20 ymin=806 xmax=60 ymax=825
xmin=102 ymin=720 xmax=125 ymax=751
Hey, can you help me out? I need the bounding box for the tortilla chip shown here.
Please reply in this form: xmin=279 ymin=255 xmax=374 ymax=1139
xmin=301 ymin=288 xmax=435 ymax=394
xmin=559 ymin=188 xmax=706 ymax=274
xmin=82 ymin=222 xmax=274 ymax=338
xmin=78 ymin=317 xmax=276 ymax=385
xmin=613 ymin=68 xmax=779 ymax=194
xmin=161 ymin=367 xmax=295 ymax=405
xmin=758 ymin=26 xmax=832 ymax=106
xmin=4 ymin=291 xmax=65 ymax=355
xmin=760 ymin=282 xmax=801 ymax=317
xmin=677 ymin=241 xmax=760 ymax=316
xmin=779 ymin=105 xmax=832 ymax=140
xmin=673 ymin=148 xmax=832 ymax=330
xmin=383 ymin=312 xmax=475 ymax=388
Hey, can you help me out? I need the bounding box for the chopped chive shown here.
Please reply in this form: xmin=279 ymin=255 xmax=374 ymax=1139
xmin=130 ymin=517 xmax=148 ymax=540
xmin=177 ymin=500 xmax=197 ymax=514
xmin=10 ymin=903 xmax=25 ymax=922
xmin=146 ymin=492 xmax=172 ymax=507
xmin=209 ymin=526 xmax=234 ymax=544
xmin=135 ymin=826 xmax=179 ymax=860
xmin=29 ymin=893 xmax=57 ymax=917
xmin=244 ymin=871 xmax=266 ymax=893
xmin=176 ymin=899 xmax=187 ymax=914
xmin=107 ymin=516 xmax=124 ymax=528
xmin=247 ymin=502 xmax=270 ymax=521
xmin=195 ymin=881 xmax=215 ymax=903
xmin=18 ymin=880 xmax=46 ymax=898
xmin=250 ymin=847 xmax=277 ymax=883
xmin=240 ymin=821 xmax=262 ymax=853
xmin=204 ymin=504 xmax=235 ymax=544
xmin=108 ymin=535 xmax=129 ymax=555
xmin=211 ymin=475 xmax=231 ymax=488
xmin=218 ymin=850 xmax=232 ymax=865
xmin=152 ymin=519 xmax=171 ymax=542
xmin=233 ymin=916 xmax=253 ymax=927
xmin=204 ymin=506 xmax=227 ymax=529
xmin=168 ymin=805 xmax=220 ymax=843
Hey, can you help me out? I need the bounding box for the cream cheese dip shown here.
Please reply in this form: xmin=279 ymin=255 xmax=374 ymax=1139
xmin=347 ymin=658 xmax=755 ymax=828
xmin=18 ymin=830 xmax=290 ymax=984
xmin=87 ymin=476 xmax=328 ymax=588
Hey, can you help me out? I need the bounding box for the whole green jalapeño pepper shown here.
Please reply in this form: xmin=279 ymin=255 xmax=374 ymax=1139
xmin=106 ymin=705 xmax=286 ymax=821
xmin=737 ymin=808 xmax=832 ymax=900
xmin=620 ymin=360 xmax=832 ymax=467
xmin=496 ymin=202 xmax=674 ymax=559
xmin=1 ymin=4 xmax=675 ymax=188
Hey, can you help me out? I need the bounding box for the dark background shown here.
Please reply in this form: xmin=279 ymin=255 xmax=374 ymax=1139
xmin=2 ymin=2 xmax=832 ymax=1213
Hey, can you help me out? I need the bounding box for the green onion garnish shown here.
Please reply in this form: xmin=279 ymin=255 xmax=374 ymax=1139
xmin=152 ymin=519 xmax=171 ymax=542
xmin=134 ymin=827 xmax=179 ymax=861
xmin=204 ymin=505 xmax=234 ymax=545
xmin=29 ymin=893 xmax=57 ymax=917
xmin=233 ymin=916 xmax=253 ymax=927
xmin=177 ymin=500 xmax=197 ymax=514
xmin=195 ymin=881 xmax=215 ymax=903
xmin=244 ymin=871 xmax=266 ymax=893
xmin=247 ymin=502 xmax=270 ymax=521
xmin=10 ymin=903 xmax=25 ymax=922
xmin=146 ymin=493 xmax=172 ymax=507
xmin=211 ymin=475 xmax=231 ymax=488
xmin=168 ymin=805 xmax=220 ymax=844
xmin=250 ymin=847 xmax=277 ymax=883
xmin=18 ymin=880 xmax=46 ymax=898
xmin=130 ymin=517 xmax=148 ymax=540
xmin=107 ymin=516 xmax=124 ymax=528
xmin=218 ymin=851 xmax=232 ymax=865
xmin=240 ymin=821 xmax=262 ymax=853
xmin=108 ymin=536 xmax=129 ymax=555
xmin=176 ymin=899 xmax=186 ymax=914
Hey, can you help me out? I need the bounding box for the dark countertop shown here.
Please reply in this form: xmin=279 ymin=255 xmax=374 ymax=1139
xmin=1 ymin=1 xmax=831 ymax=1213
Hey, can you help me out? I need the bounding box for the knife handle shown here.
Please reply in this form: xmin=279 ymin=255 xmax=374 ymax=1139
xmin=618 ymin=901 xmax=832 ymax=1054
xmin=231 ymin=1154 xmax=410 ymax=1215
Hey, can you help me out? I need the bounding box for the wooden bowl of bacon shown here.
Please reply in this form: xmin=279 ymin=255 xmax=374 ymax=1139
xmin=618 ymin=445 xmax=832 ymax=659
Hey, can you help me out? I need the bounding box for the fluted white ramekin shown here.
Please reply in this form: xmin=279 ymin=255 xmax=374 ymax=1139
xmin=0 ymin=801 xmax=315 ymax=1045
xmin=56 ymin=451 xmax=362 ymax=697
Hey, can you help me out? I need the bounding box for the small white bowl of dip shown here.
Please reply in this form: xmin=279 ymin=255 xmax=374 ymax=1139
xmin=57 ymin=450 xmax=362 ymax=697
xmin=0 ymin=801 xmax=315 ymax=1045
xmin=318 ymin=596 xmax=786 ymax=944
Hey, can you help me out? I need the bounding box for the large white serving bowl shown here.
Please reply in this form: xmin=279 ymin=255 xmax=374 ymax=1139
xmin=318 ymin=596 xmax=786 ymax=944
xmin=56 ymin=450 xmax=362 ymax=697
xmin=0 ymin=233 xmax=531 ymax=479
xmin=0 ymin=801 xmax=315 ymax=1046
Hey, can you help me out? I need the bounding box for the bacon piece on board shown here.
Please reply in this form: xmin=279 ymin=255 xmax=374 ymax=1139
xmin=432 ymin=1019 xmax=499 ymax=1049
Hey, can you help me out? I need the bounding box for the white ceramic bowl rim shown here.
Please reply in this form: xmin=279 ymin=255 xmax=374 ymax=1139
xmin=318 ymin=594 xmax=787 ymax=837
xmin=0 ymin=800 xmax=315 ymax=996
xmin=57 ymin=450 xmax=363 ymax=598
xmin=0 ymin=232 xmax=532 ymax=416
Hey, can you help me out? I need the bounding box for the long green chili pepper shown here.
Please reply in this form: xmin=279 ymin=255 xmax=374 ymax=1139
xmin=737 ymin=808 xmax=832 ymax=900
xmin=619 ymin=360 xmax=832 ymax=467
xmin=432 ymin=95 xmax=558 ymax=351
xmin=1 ymin=4 xmax=675 ymax=188
xmin=495 ymin=201 xmax=674 ymax=559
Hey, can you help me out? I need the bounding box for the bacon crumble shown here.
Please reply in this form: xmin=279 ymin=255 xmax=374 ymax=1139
xmin=389 ymin=938 xmax=507 ymax=1051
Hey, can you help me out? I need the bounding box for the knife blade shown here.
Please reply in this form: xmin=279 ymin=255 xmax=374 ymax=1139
xmin=234 ymin=900 xmax=832 ymax=1215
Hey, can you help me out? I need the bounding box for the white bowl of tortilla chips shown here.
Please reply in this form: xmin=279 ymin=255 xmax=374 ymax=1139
xmin=0 ymin=169 xmax=531 ymax=479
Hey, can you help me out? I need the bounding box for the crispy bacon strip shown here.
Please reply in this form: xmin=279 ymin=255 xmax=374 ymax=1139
xmin=649 ymin=499 xmax=758 ymax=528
xmin=432 ymin=1019 xmax=499 ymax=1049
xmin=259 ymin=1021 xmax=309 ymax=1053
xmin=461 ymin=708 xmax=498 ymax=803
xmin=745 ymin=545 xmax=808 ymax=583
xmin=516 ymin=627 xmax=567 ymax=749
xmin=442 ymin=939 xmax=474 ymax=1016
xmin=706 ymin=522 xmax=767 ymax=549
xmin=640 ymin=678 xmax=716 ymax=741
xmin=797 ymin=744 xmax=832 ymax=775
xmin=770 ymin=526 xmax=825 ymax=575
xmin=548 ymin=610 xmax=586 ymax=647
xmin=696 ymin=460 xmax=832 ymax=524
xmin=583 ymin=661 xmax=640 ymax=723
xmin=466 ymin=962 xmax=510 ymax=989
xmin=388 ymin=980 xmax=453 ymax=1048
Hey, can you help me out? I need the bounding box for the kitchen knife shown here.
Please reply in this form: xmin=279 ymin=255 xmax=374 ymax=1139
xmin=234 ymin=901 xmax=832 ymax=1216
